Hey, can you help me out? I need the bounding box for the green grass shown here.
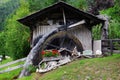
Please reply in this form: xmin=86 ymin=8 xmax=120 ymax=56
xmin=0 ymin=68 xmax=22 ymax=80
xmin=0 ymin=58 xmax=24 ymax=80
xmin=18 ymin=54 xmax=120 ymax=80
xmin=1 ymin=54 xmax=120 ymax=80
xmin=0 ymin=58 xmax=13 ymax=65
xmin=0 ymin=61 xmax=24 ymax=71
xmin=0 ymin=58 xmax=24 ymax=71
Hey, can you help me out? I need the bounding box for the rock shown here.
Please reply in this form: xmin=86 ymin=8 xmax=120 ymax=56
xmin=96 ymin=50 xmax=102 ymax=55
xmin=5 ymin=56 xmax=10 ymax=59
xmin=36 ymin=68 xmax=39 ymax=72
xmin=0 ymin=58 xmax=2 ymax=62
xmin=83 ymin=50 xmax=93 ymax=55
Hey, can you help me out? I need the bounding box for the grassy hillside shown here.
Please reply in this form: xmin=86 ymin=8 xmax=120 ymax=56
xmin=17 ymin=54 xmax=120 ymax=80
xmin=0 ymin=58 xmax=23 ymax=80
xmin=0 ymin=54 xmax=120 ymax=80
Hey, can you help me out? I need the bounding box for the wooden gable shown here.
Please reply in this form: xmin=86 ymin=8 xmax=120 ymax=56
xmin=17 ymin=1 xmax=104 ymax=29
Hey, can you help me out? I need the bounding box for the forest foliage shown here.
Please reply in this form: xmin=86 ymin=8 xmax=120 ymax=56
xmin=0 ymin=0 xmax=20 ymax=30
xmin=101 ymin=0 xmax=120 ymax=39
xmin=0 ymin=0 xmax=119 ymax=59
xmin=0 ymin=0 xmax=30 ymax=60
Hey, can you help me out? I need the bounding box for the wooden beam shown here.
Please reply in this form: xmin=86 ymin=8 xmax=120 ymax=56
xmin=68 ymin=20 xmax=85 ymax=28
xmin=62 ymin=8 xmax=66 ymax=25
xmin=102 ymin=39 xmax=120 ymax=42
xmin=110 ymin=40 xmax=113 ymax=55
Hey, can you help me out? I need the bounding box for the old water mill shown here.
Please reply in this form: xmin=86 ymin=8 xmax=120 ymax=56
xmin=17 ymin=1 xmax=109 ymax=78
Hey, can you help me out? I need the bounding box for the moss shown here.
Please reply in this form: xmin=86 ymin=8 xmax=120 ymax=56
xmin=27 ymin=65 xmax=37 ymax=73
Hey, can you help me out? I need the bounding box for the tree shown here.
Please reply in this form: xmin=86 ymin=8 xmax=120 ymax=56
xmin=4 ymin=0 xmax=30 ymax=60
xmin=0 ymin=0 xmax=20 ymax=30
xmin=87 ymin=0 xmax=114 ymax=15
xmin=28 ymin=0 xmax=57 ymax=12
xmin=100 ymin=0 xmax=120 ymax=38
xmin=66 ymin=0 xmax=87 ymax=10
xmin=0 ymin=31 xmax=6 ymax=57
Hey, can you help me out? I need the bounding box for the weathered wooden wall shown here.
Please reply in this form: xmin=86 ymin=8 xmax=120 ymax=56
xmin=33 ymin=25 xmax=59 ymax=41
xmin=32 ymin=20 xmax=92 ymax=50
xmin=68 ymin=25 xmax=92 ymax=50
xmin=32 ymin=21 xmax=61 ymax=46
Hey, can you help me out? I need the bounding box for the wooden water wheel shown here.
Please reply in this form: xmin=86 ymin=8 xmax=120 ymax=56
xmin=36 ymin=31 xmax=83 ymax=73
xmin=42 ymin=31 xmax=83 ymax=55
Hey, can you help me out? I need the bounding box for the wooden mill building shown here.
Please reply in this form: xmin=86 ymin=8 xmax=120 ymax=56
xmin=18 ymin=1 xmax=104 ymax=54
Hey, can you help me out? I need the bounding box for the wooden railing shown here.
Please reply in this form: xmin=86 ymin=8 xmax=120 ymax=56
xmin=102 ymin=39 xmax=120 ymax=55
xmin=0 ymin=57 xmax=26 ymax=74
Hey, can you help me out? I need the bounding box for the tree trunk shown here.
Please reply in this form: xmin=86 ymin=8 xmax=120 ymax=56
xmin=18 ymin=28 xmax=59 ymax=78
xmin=97 ymin=15 xmax=109 ymax=39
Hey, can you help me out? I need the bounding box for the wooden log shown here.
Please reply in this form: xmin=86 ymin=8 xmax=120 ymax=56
xmin=0 ymin=64 xmax=23 ymax=74
xmin=68 ymin=20 xmax=85 ymax=29
xmin=0 ymin=58 xmax=26 ymax=69
xmin=19 ymin=28 xmax=60 ymax=78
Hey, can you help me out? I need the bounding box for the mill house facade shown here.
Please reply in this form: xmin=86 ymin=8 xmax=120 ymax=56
xmin=18 ymin=1 xmax=104 ymax=55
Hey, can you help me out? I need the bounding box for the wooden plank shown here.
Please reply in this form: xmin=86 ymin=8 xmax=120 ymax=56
xmin=102 ymin=39 xmax=120 ymax=54
xmin=113 ymin=50 xmax=120 ymax=53
xmin=0 ymin=64 xmax=23 ymax=74
xmin=102 ymin=49 xmax=120 ymax=53
xmin=102 ymin=49 xmax=111 ymax=52
xmin=62 ymin=8 xmax=66 ymax=25
xmin=0 ymin=58 xmax=26 ymax=69
xmin=102 ymin=39 xmax=120 ymax=42
xmin=68 ymin=20 xmax=85 ymax=28
xmin=110 ymin=40 xmax=113 ymax=55
xmin=42 ymin=57 xmax=63 ymax=62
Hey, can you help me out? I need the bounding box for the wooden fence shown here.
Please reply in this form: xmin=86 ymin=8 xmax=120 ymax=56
xmin=102 ymin=39 xmax=120 ymax=55
xmin=0 ymin=57 xmax=26 ymax=74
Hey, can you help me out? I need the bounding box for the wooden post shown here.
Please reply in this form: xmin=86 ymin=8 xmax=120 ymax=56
xmin=110 ymin=40 xmax=113 ymax=55
xmin=62 ymin=8 xmax=66 ymax=25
